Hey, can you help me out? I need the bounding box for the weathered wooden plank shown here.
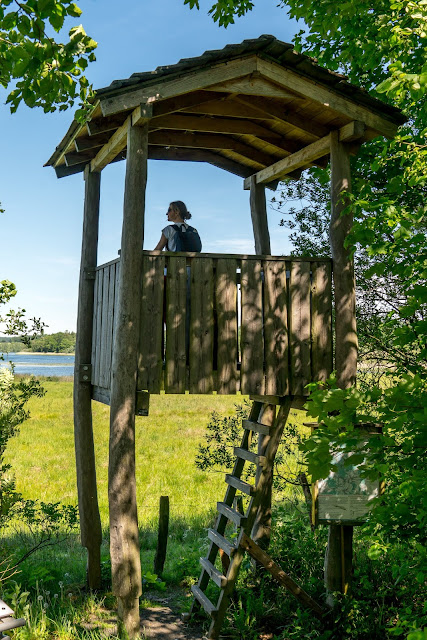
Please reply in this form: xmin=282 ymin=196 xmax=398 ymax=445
xmin=244 ymin=134 xmax=331 ymax=187
xmin=216 ymin=259 xmax=238 ymax=394
xmin=165 ymin=256 xmax=187 ymax=393
xmin=289 ymin=261 xmax=311 ymax=395
xmin=90 ymin=115 xmax=131 ymax=173
xmin=239 ymin=533 xmax=325 ymax=617
xmin=243 ymin=122 xmax=368 ymax=189
xmin=138 ymin=254 xmax=165 ymax=393
xmin=189 ymin=257 xmax=214 ymax=393
xmin=99 ymin=267 xmax=111 ymax=389
xmin=93 ymin=268 xmax=103 ymax=387
xmin=263 ymin=260 xmax=289 ymax=396
xmin=141 ymin=250 xmax=330 ymax=262
xmin=100 ymin=56 xmax=258 ymax=116
xmin=90 ymin=269 xmax=99 ymax=385
xmin=311 ymin=262 xmax=333 ymax=383
xmin=74 ymin=166 xmax=102 ymax=589
xmin=104 ymin=262 xmax=116 ymax=391
xmin=240 ymin=259 xmax=265 ymax=395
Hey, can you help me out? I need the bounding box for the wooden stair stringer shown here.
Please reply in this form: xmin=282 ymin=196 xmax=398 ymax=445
xmin=207 ymin=397 xmax=293 ymax=640
xmin=190 ymin=400 xmax=264 ymax=615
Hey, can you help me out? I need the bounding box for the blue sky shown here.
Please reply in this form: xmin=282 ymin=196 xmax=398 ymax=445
xmin=1 ymin=0 xmax=301 ymax=332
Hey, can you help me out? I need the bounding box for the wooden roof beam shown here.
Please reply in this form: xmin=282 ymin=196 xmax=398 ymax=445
xmin=233 ymin=95 xmax=330 ymax=139
xmin=86 ymin=112 xmax=130 ymax=136
xmin=148 ymin=113 xmax=283 ymax=139
xmin=256 ymin=58 xmax=399 ymax=139
xmin=149 ymin=131 xmax=281 ymax=166
xmin=147 ymin=90 xmax=225 ymax=117
xmin=205 ymin=73 xmax=300 ymax=100
xmin=88 ymin=105 xmax=153 ymax=172
xmin=75 ymin=131 xmax=112 ymax=152
xmin=243 ymin=121 xmax=365 ymax=188
xmin=99 ymin=56 xmax=259 ymax=117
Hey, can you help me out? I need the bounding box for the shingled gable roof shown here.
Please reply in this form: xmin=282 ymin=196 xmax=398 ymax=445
xmin=96 ymin=34 xmax=402 ymax=120
xmin=46 ymin=34 xmax=405 ymax=180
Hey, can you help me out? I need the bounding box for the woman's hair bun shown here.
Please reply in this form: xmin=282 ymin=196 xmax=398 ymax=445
xmin=171 ymin=200 xmax=192 ymax=220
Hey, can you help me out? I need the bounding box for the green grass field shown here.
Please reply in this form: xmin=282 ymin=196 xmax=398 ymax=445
xmin=8 ymin=381 xmax=243 ymax=526
xmin=3 ymin=379 xmax=310 ymax=638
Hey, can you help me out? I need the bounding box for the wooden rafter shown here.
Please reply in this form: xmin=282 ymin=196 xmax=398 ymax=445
xmin=149 ymin=131 xmax=281 ymax=166
xmin=256 ymin=58 xmax=399 ymax=139
xmin=148 ymin=113 xmax=283 ymax=139
xmin=205 ymin=73 xmax=300 ymax=100
xmin=234 ymin=95 xmax=330 ymax=139
xmin=86 ymin=112 xmax=129 ymax=136
xmin=243 ymin=121 xmax=365 ymax=188
xmin=75 ymin=132 xmax=112 ymax=152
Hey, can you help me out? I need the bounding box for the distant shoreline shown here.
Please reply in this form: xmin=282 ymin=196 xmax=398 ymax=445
xmin=4 ymin=352 xmax=75 ymax=357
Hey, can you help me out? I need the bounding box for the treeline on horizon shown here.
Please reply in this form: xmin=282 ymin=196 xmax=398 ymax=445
xmin=0 ymin=331 xmax=76 ymax=354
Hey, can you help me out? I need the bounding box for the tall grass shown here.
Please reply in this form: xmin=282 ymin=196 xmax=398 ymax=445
xmin=7 ymin=381 xmax=244 ymax=525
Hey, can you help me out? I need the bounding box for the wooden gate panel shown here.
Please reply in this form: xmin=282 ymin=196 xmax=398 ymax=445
xmin=91 ymin=268 xmax=103 ymax=387
xmin=290 ymin=261 xmax=311 ymax=395
xmin=240 ymin=259 xmax=265 ymax=396
xmin=165 ymin=256 xmax=187 ymax=393
xmin=263 ymin=259 xmax=289 ymax=396
xmin=99 ymin=267 xmax=111 ymax=389
xmin=216 ymin=258 xmax=239 ymax=394
xmin=138 ymin=254 xmax=165 ymax=393
xmin=189 ymin=257 xmax=214 ymax=394
xmin=311 ymin=261 xmax=333 ymax=382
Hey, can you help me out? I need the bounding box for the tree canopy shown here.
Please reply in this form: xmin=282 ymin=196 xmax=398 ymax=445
xmin=0 ymin=0 xmax=96 ymax=116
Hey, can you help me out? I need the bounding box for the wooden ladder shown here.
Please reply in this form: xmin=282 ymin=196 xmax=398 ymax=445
xmin=188 ymin=395 xmax=298 ymax=640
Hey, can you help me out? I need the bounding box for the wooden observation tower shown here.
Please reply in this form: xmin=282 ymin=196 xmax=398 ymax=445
xmin=46 ymin=35 xmax=404 ymax=638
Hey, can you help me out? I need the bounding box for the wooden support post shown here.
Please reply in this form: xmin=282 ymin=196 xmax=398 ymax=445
xmin=154 ymin=496 xmax=170 ymax=577
xmin=329 ymin=131 xmax=357 ymax=388
xmin=249 ymin=175 xmax=271 ymax=255
xmin=249 ymin=175 xmax=274 ymax=550
xmin=73 ymin=167 xmax=102 ymax=589
xmin=108 ymin=121 xmax=149 ymax=638
xmin=252 ymin=403 xmax=276 ymax=550
xmin=325 ymin=131 xmax=358 ymax=602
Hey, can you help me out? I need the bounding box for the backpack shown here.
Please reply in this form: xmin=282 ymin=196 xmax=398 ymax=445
xmin=170 ymin=223 xmax=202 ymax=252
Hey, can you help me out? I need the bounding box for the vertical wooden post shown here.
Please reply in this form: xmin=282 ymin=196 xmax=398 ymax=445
xmin=73 ymin=166 xmax=102 ymax=589
xmin=108 ymin=121 xmax=149 ymax=638
xmin=249 ymin=176 xmax=274 ymax=549
xmin=154 ymin=496 xmax=170 ymax=577
xmin=329 ymin=132 xmax=358 ymax=388
xmin=252 ymin=403 xmax=276 ymax=550
xmin=249 ymin=175 xmax=271 ymax=255
xmin=326 ymin=131 xmax=358 ymax=601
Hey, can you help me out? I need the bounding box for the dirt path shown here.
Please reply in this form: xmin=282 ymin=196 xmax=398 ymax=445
xmin=140 ymin=606 xmax=205 ymax=640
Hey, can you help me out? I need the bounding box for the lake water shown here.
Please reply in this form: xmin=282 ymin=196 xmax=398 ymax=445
xmin=0 ymin=353 xmax=75 ymax=377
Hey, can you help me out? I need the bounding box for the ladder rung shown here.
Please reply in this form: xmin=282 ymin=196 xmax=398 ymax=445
xmin=199 ymin=557 xmax=227 ymax=588
xmin=225 ymin=474 xmax=255 ymax=496
xmin=242 ymin=419 xmax=271 ymax=436
xmin=208 ymin=529 xmax=236 ymax=558
xmin=234 ymin=447 xmax=266 ymax=466
xmin=217 ymin=502 xmax=247 ymax=527
xmin=249 ymin=394 xmax=287 ymax=405
xmin=191 ymin=585 xmax=217 ymax=617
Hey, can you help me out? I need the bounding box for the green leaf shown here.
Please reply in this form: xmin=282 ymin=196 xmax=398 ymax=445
xmin=66 ymin=2 xmax=82 ymax=17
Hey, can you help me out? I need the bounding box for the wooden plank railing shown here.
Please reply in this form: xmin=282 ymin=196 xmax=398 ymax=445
xmin=91 ymin=251 xmax=333 ymax=402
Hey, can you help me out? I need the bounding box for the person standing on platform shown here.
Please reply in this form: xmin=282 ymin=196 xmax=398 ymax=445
xmin=154 ymin=201 xmax=202 ymax=252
